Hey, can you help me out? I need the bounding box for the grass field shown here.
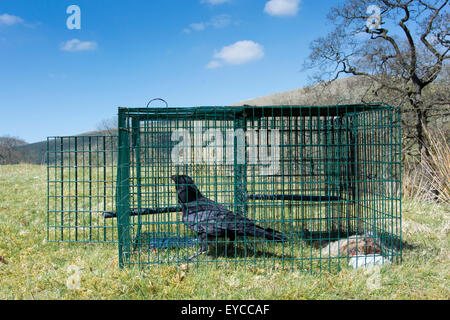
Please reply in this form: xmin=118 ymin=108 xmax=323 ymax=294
xmin=0 ymin=164 xmax=449 ymax=299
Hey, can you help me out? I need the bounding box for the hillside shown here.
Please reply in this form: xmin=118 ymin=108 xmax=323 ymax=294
xmin=233 ymin=76 xmax=375 ymax=106
xmin=15 ymin=130 xmax=117 ymax=165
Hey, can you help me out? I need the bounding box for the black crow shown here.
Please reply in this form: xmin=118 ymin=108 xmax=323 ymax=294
xmin=171 ymin=175 xmax=285 ymax=260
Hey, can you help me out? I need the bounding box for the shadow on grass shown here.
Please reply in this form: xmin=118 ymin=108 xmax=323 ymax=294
xmin=206 ymin=240 xmax=296 ymax=261
xmin=132 ymin=233 xmax=297 ymax=262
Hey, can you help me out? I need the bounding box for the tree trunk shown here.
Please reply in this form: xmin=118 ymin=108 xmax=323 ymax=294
xmin=409 ymin=84 xmax=430 ymax=158
xmin=416 ymin=107 xmax=429 ymax=157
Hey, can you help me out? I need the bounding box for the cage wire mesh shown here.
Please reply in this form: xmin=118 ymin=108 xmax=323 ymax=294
xmin=114 ymin=104 xmax=401 ymax=272
xmin=47 ymin=135 xmax=118 ymax=242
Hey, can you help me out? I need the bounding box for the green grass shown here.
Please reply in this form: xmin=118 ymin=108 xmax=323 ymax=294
xmin=0 ymin=164 xmax=449 ymax=299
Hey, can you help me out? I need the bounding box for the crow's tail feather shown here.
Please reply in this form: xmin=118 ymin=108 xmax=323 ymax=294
xmin=251 ymin=225 xmax=286 ymax=241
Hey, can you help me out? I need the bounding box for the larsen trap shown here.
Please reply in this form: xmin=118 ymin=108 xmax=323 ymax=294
xmin=47 ymin=135 xmax=118 ymax=242
xmin=114 ymin=104 xmax=401 ymax=271
xmin=47 ymin=104 xmax=402 ymax=272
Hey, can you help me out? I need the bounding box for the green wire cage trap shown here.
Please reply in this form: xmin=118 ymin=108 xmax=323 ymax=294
xmin=47 ymin=135 xmax=118 ymax=242
xmin=47 ymin=104 xmax=401 ymax=272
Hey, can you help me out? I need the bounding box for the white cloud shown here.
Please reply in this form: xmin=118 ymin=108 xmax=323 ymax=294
xmin=60 ymin=39 xmax=98 ymax=52
xmin=190 ymin=23 xmax=206 ymax=31
xmin=184 ymin=14 xmax=231 ymax=33
xmin=264 ymin=0 xmax=301 ymax=17
xmin=208 ymin=40 xmax=264 ymax=68
xmin=201 ymin=0 xmax=231 ymax=5
xmin=209 ymin=14 xmax=231 ymax=28
xmin=206 ymin=61 xmax=222 ymax=69
xmin=0 ymin=13 xmax=24 ymax=26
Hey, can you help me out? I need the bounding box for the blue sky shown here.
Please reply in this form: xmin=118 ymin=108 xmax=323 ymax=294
xmin=0 ymin=0 xmax=336 ymax=143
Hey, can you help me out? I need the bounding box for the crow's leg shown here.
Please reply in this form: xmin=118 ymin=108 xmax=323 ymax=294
xmin=226 ymin=232 xmax=237 ymax=257
xmin=243 ymin=227 xmax=256 ymax=255
xmin=188 ymin=250 xmax=207 ymax=261
xmin=188 ymin=233 xmax=209 ymax=261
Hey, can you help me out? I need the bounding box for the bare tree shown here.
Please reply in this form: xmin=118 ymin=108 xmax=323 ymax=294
xmin=96 ymin=117 xmax=118 ymax=136
xmin=305 ymin=0 xmax=449 ymax=156
xmin=0 ymin=135 xmax=27 ymax=165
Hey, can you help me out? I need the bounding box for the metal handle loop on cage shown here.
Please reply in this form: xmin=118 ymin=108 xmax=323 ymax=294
xmin=146 ymin=98 xmax=169 ymax=109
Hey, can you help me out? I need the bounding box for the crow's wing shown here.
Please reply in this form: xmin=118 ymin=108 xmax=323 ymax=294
xmin=183 ymin=198 xmax=257 ymax=237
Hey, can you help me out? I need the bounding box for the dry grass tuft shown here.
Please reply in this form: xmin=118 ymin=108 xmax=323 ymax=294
xmin=421 ymin=128 xmax=450 ymax=203
xmin=402 ymin=128 xmax=449 ymax=203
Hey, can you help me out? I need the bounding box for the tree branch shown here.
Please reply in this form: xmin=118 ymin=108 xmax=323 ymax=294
xmin=419 ymin=0 xmax=448 ymax=60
